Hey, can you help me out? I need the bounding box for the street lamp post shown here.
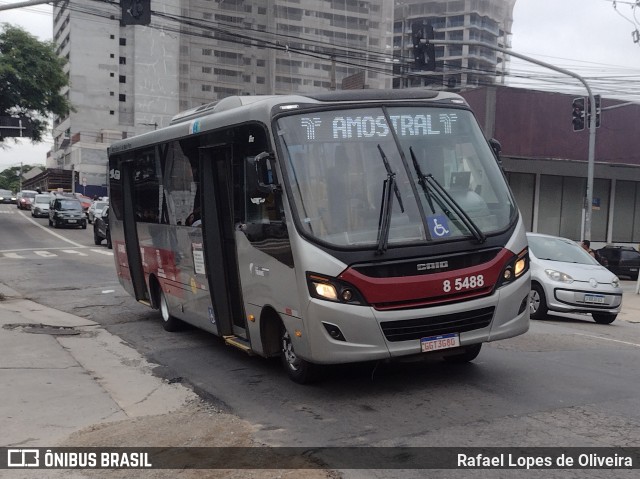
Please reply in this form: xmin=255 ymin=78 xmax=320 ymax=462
xmin=431 ymin=40 xmax=597 ymax=240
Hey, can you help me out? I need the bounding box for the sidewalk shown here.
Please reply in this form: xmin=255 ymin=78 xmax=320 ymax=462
xmin=0 ymin=283 xmax=332 ymax=479
xmin=618 ymin=280 xmax=640 ymax=323
xmin=0 ymin=282 xmax=200 ymax=448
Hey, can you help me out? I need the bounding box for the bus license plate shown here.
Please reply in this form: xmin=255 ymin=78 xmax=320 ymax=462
xmin=421 ymin=333 xmax=460 ymax=353
xmin=584 ymin=294 xmax=605 ymax=304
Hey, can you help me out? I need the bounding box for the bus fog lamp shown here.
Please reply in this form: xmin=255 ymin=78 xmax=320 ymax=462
xmin=341 ymin=289 xmax=353 ymax=302
xmin=503 ymin=268 xmax=512 ymax=281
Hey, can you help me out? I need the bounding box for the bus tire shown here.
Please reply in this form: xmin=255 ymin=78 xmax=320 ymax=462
xmin=280 ymin=327 xmax=320 ymax=384
xmin=592 ymin=313 xmax=617 ymax=324
xmin=159 ymin=288 xmax=183 ymax=332
xmin=443 ymin=343 xmax=482 ymax=363
xmin=529 ymin=283 xmax=548 ymax=320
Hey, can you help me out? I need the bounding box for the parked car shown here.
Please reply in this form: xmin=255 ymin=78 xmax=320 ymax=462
xmin=49 ymin=196 xmax=87 ymax=229
xmin=86 ymin=200 xmax=108 ymax=223
xmin=0 ymin=189 xmax=16 ymax=204
xmin=595 ymin=245 xmax=640 ymax=280
xmin=31 ymin=194 xmax=52 ymax=218
xmin=527 ymin=233 xmax=622 ymax=324
xmin=16 ymin=190 xmax=38 ymax=210
xmin=93 ymin=205 xmax=111 ymax=248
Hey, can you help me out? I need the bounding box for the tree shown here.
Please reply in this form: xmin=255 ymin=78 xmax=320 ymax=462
xmin=0 ymin=24 xmax=72 ymax=144
xmin=0 ymin=165 xmax=37 ymax=192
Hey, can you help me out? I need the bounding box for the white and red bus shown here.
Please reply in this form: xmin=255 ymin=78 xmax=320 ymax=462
xmin=107 ymin=90 xmax=530 ymax=383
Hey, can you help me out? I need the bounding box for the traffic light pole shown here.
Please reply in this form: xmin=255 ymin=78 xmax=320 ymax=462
xmin=432 ymin=40 xmax=597 ymax=241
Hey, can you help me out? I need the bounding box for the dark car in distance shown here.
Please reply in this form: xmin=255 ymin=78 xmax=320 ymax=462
xmin=595 ymin=246 xmax=640 ymax=280
xmin=49 ymin=196 xmax=87 ymax=229
xmin=93 ymin=205 xmax=111 ymax=248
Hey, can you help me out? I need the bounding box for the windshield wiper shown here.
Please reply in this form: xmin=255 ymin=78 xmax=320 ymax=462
xmin=409 ymin=147 xmax=486 ymax=244
xmin=375 ymin=145 xmax=405 ymax=255
xmin=409 ymin=147 xmax=437 ymax=215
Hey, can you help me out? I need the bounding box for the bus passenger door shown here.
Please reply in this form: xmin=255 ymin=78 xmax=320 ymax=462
xmin=121 ymin=161 xmax=148 ymax=302
xmin=199 ymin=146 xmax=247 ymax=338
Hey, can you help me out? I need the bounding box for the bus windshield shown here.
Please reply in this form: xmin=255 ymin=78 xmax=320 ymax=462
xmin=276 ymin=106 xmax=516 ymax=249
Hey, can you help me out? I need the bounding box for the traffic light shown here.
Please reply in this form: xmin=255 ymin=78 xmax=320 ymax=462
xmin=587 ymin=94 xmax=601 ymax=128
xmin=412 ymin=21 xmax=436 ymax=71
xmin=572 ymin=97 xmax=585 ymax=131
xmin=121 ymin=0 xmax=151 ymax=26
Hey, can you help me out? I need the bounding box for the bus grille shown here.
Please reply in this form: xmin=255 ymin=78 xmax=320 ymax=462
xmin=380 ymin=307 xmax=495 ymax=342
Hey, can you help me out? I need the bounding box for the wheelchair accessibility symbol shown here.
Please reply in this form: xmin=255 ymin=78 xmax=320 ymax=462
xmin=428 ymin=215 xmax=451 ymax=238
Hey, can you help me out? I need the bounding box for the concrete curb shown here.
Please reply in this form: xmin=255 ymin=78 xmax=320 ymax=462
xmin=0 ymin=283 xmax=198 ymax=447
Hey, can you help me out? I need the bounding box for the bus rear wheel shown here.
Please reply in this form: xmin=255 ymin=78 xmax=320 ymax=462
xmin=159 ymin=288 xmax=183 ymax=332
xmin=281 ymin=327 xmax=320 ymax=384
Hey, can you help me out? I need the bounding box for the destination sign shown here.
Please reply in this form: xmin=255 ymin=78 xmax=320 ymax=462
xmin=299 ymin=113 xmax=458 ymax=142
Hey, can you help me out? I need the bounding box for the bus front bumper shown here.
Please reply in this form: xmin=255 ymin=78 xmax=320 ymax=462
xmin=300 ymin=274 xmax=531 ymax=365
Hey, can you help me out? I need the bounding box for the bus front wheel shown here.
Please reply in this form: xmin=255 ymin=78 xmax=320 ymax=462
xmin=159 ymin=288 xmax=183 ymax=332
xmin=281 ymin=327 xmax=320 ymax=384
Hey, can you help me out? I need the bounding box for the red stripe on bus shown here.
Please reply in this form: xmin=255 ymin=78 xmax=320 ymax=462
xmin=339 ymin=248 xmax=514 ymax=310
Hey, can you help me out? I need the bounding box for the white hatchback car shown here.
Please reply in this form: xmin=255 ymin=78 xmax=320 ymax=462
xmin=527 ymin=233 xmax=622 ymax=324
xmin=86 ymin=200 xmax=108 ymax=224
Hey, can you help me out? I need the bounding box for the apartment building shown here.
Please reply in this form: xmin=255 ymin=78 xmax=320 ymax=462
xmin=49 ymin=0 xmax=393 ymax=191
xmin=393 ymin=0 xmax=516 ymax=89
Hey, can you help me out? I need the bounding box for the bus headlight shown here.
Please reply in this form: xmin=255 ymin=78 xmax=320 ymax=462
xmin=306 ymin=272 xmax=367 ymax=305
xmin=314 ymin=282 xmax=338 ymax=300
xmin=497 ymin=248 xmax=529 ymax=288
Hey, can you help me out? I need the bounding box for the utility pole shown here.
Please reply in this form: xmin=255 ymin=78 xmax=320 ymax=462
xmin=432 ymin=39 xmax=598 ymax=240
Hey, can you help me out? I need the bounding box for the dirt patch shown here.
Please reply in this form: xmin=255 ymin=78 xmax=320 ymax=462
xmin=58 ymin=400 xmax=338 ymax=479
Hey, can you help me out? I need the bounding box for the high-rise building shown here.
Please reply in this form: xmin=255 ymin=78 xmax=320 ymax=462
xmin=393 ymin=0 xmax=516 ymax=90
xmin=49 ymin=1 xmax=393 ymax=192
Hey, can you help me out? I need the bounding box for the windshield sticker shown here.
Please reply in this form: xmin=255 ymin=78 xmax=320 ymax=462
xmin=300 ymin=114 xmax=457 ymax=141
xmin=192 ymin=243 xmax=206 ymax=274
xmin=427 ymin=214 xmax=451 ymax=238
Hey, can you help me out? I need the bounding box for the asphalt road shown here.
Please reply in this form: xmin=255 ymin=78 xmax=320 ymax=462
xmin=2 ymin=203 xmax=640 ymax=478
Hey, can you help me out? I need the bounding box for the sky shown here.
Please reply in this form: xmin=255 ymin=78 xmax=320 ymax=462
xmin=1 ymin=0 xmax=639 ymax=172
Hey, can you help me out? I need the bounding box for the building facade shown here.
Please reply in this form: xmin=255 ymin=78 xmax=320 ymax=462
xmin=461 ymin=86 xmax=640 ymax=247
xmin=49 ymin=0 xmax=393 ymax=192
xmin=393 ymin=0 xmax=516 ymax=90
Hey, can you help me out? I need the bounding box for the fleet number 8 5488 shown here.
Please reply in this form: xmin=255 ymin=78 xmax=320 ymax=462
xmin=443 ymin=275 xmax=484 ymax=292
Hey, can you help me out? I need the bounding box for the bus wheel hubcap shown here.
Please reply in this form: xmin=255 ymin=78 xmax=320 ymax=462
xmin=282 ymin=331 xmax=300 ymax=371
xmin=160 ymin=293 xmax=170 ymax=322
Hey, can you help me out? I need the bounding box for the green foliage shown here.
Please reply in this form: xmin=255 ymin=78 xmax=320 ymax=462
xmin=0 ymin=165 xmax=38 ymax=192
xmin=0 ymin=23 xmax=72 ymax=143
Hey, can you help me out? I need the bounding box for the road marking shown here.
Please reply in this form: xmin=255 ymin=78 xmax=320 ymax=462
xmin=34 ymin=251 xmax=58 ymax=257
xmin=573 ymin=332 xmax=640 ymax=349
xmin=91 ymin=249 xmax=113 ymax=256
xmin=16 ymin=210 xmax=85 ymax=248
xmin=0 ymin=246 xmax=90 ymax=253
xmin=3 ymin=252 xmax=25 ymax=259
xmin=62 ymin=249 xmax=88 ymax=256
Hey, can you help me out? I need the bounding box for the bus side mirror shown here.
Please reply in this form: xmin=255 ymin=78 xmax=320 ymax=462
xmin=251 ymin=151 xmax=280 ymax=195
xmin=489 ymin=138 xmax=503 ymax=167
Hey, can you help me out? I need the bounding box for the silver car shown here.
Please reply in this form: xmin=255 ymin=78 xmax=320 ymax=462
xmin=86 ymin=200 xmax=108 ymax=224
xmin=527 ymin=233 xmax=622 ymax=324
xmin=31 ymin=194 xmax=51 ymax=218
